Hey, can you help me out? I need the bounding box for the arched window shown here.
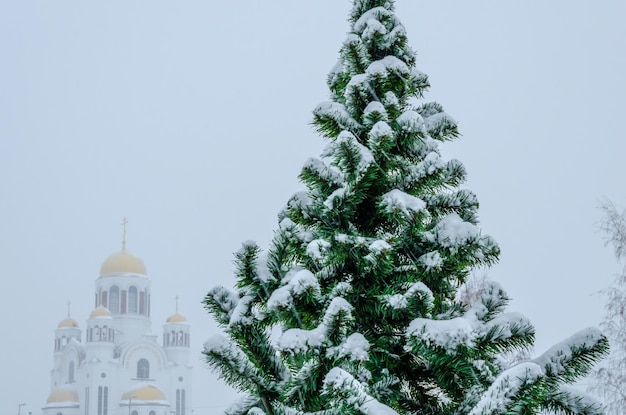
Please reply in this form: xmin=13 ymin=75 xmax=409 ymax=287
xmin=149 ymin=411 xmax=155 ymax=415
xmin=98 ymin=386 xmax=108 ymax=415
xmin=69 ymin=361 xmax=75 ymax=383
xmin=102 ymin=325 xmax=108 ymax=341
xmin=128 ymin=286 xmax=138 ymax=314
xmin=109 ymin=286 xmax=120 ymax=313
xmin=131 ymin=411 xmax=138 ymax=415
xmin=137 ymin=358 xmax=149 ymax=379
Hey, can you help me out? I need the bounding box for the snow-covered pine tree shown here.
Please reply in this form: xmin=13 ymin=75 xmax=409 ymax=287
xmin=588 ymin=201 xmax=626 ymax=414
xmin=204 ymin=1 xmax=608 ymax=414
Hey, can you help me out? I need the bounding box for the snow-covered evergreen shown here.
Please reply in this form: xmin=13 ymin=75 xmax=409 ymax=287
xmin=203 ymin=1 xmax=608 ymax=414
xmin=588 ymin=201 xmax=626 ymax=414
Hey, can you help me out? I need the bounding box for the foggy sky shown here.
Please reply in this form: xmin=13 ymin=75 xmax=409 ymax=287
xmin=2 ymin=1 xmax=626 ymax=414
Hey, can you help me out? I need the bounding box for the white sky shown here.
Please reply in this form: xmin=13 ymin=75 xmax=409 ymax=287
xmin=2 ymin=1 xmax=626 ymax=414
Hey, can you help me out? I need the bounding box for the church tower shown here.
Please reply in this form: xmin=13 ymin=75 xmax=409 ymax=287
xmin=43 ymin=220 xmax=192 ymax=415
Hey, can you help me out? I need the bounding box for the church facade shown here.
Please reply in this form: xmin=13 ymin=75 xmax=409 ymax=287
xmin=43 ymin=240 xmax=191 ymax=415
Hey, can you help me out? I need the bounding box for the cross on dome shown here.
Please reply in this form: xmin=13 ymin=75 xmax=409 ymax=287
xmin=121 ymin=217 xmax=128 ymax=250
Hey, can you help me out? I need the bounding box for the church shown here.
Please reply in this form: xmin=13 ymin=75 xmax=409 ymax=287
xmin=43 ymin=228 xmax=192 ymax=415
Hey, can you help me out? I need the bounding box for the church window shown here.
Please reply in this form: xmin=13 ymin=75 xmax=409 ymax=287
xmin=97 ymin=386 xmax=102 ymax=415
xmin=69 ymin=361 xmax=75 ymax=383
xmin=176 ymin=389 xmax=186 ymax=415
xmin=121 ymin=290 xmax=127 ymax=313
xmin=149 ymin=411 xmax=155 ymax=415
xmin=101 ymin=291 xmax=108 ymax=308
xmin=103 ymin=386 xmax=108 ymax=415
xmin=131 ymin=412 xmax=137 ymax=415
xmin=102 ymin=325 xmax=108 ymax=341
xmin=128 ymin=286 xmax=138 ymax=313
xmin=85 ymin=387 xmax=89 ymax=415
xmin=137 ymin=358 xmax=149 ymax=379
xmin=139 ymin=291 xmax=145 ymax=315
xmin=109 ymin=286 xmax=120 ymax=314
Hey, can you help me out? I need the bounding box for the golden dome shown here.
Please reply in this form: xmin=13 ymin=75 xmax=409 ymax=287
xmin=122 ymin=384 xmax=166 ymax=401
xmin=58 ymin=317 xmax=79 ymax=329
xmin=89 ymin=306 xmax=112 ymax=318
xmin=47 ymin=386 xmax=79 ymax=403
xmin=100 ymin=247 xmax=147 ymax=276
xmin=166 ymin=312 xmax=187 ymax=323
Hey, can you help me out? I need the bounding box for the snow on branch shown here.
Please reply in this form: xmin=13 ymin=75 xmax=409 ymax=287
xmin=323 ymin=367 xmax=399 ymax=415
xmin=267 ymin=269 xmax=320 ymax=312
xmin=545 ymin=385 xmax=604 ymax=415
xmin=418 ymin=251 xmax=443 ymax=271
xmin=533 ymin=327 xmax=608 ymax=382
xmin=203 ymin=334 xmax=264 ymax=391
xmin=407 ymin=316 xmax=475 ymax=351
xmin=380 ymin=189 xmax=427 ymax=220
xmin=383 ymin=281 xmax=433 ymax=311
xmin=432 ymin=213 xmax=479 ymax=248
xmin=229 ymin=295 xmax=254 ymax=327
xmin=404 ymin=152 xmax=445 ymax=184
xmin=424 ymin=112 xmax=457 ymax=141
xmin=326 ymin=332 xmax=370 ymax=362
xmin=306 ymin=239 xmax=332 ymax=262
xmin=366 ymin=56 xmax=410 ymax=79
xmin=204 ymin=285 xmax=239 ymax=325
xmin=368 ymin=120 xmax=395 ymax=149
xmin=301 ymin=157 xmax=345 ymax=187
xmin=363 ymin=101 xmax=389 ymax=123
xmin=313 ymin=101 xmax=362 ymax=135
xmin=396 ymin=110 xmax=425 ymax=134
xmin=278 ymin=298 xmax=354 ymax=354
xmin=353 ymin=7 xmax=390 ymax=29
xmin=223 ymin=394 xmax=261 ymax=415
xmin=322 ymin=130 xmax=374 ymax=179
xmin=468 ymin=362 xmax=543 ymax=415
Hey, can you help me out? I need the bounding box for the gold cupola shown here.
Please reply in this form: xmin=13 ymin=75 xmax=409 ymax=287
xmin=47 ymin=385 xmax=79 ymax=403
xmin=89 ymin=306 xmax=112 ymax=319
xmin=121 ymin=384 xmax=167 ymax=401
xmin=57 ymin=317 xmax=79 ymax=329
xmin=100 ymin=248 xmax=147 ymax=276
xmin=57 ymin=302 xmax=79 ymax=328
xmin=166 ymin=296 xmax=187 ymax=323
xmin=100 ymin=218 xmax=147 ymax=276
xmin=166 ymin=313 xmax=187 ymax=323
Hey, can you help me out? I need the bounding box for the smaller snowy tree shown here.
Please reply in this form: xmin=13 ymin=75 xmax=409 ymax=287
xmin=588 ymin=201 xmax=626 ymax=415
